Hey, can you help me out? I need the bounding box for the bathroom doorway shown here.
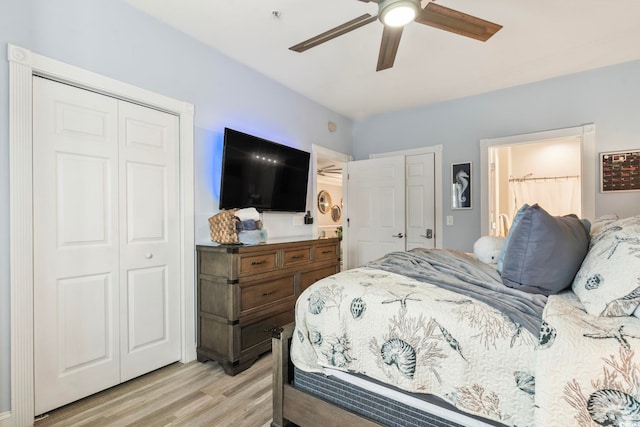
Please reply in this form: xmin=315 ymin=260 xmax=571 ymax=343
xmin=480 ymin=124 xmax=596 ymax=236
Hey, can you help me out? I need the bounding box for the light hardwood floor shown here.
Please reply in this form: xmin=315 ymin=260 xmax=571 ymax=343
xmin=34 ymin=353 xmax=273 ymax=427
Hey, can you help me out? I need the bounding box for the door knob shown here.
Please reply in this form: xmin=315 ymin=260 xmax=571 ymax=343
xmin=392 ymin=233 xmax=404 ymax=238
xmin=145 ymin=253 xmax=153 ymax=259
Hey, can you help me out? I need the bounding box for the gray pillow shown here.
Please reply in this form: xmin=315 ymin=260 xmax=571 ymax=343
xmin=496 ymin=203 xmax=529 ymax=273
xmin=500 ymin=204 xmax=590 ymax=295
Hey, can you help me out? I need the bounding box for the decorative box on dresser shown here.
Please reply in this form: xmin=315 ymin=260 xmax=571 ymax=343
xmin=196 ymin=237 xmax=341 ymax=375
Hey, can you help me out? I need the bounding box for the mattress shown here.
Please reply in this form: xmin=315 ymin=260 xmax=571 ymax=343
xmin=294 ymin=367 xmax=507 ymax=427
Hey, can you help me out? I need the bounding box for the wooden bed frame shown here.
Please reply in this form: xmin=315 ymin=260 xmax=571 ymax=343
xmin=271 ymin=323 xmax=381 ymax=427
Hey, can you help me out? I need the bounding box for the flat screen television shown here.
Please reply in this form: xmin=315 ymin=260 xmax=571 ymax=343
xmin=219 ymin=128 xmax=310 ymax=212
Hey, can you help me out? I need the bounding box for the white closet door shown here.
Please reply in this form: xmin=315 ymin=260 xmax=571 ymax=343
xmin=118 ymin=101 xmax=180 ymax=381
xmin=406 ymin=153 xmax=436 ymax=250
xmin=346 ymin=156 xmax=406 ymax=269
xmin=33 ymin=78 xmax=182 ymax=414
xmin=33 ymin=77 xmax=121 ymax=414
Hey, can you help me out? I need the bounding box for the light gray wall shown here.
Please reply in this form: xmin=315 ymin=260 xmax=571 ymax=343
xmin=353 ymin=60 xmax=640 ymax=251
xmin=0 ymin=0 xmax=353 ymax=413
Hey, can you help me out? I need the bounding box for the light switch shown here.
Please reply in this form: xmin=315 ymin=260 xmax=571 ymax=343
xmin=446 ymin=215 xmax=454 ymax=226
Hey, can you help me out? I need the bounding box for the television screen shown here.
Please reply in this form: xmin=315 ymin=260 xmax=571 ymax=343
xmin=219 ymin=128 xmax=310 ymax=212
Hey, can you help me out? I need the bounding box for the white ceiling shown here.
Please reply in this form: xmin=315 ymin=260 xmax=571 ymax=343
xmin=123 ymin=0 xmax=640 ymax=119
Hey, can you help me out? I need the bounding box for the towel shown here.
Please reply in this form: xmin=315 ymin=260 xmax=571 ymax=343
xmin=236 ymin=207 xmax=260 ymax=222
xmin=236 ymin=219 xmax=263 ymax=231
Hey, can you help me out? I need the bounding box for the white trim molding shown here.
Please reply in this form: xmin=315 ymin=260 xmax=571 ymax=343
xmin=6 ymin=44 xmax=195 ymax=427
xmin=480 ymin=124 xmax=596 ymax=236
xmin=6 ymin=43 xmax=35 ymax=427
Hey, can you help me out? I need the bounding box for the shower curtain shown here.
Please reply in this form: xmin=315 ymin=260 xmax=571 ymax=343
xmin=510 ymin=177 xmax=581 ymax=218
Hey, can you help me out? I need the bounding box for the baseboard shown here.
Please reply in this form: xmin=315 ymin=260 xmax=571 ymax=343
xmin=0 ymin=410 xmax=13 ymax=426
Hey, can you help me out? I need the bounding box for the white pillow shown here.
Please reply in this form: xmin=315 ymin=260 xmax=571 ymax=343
xmin=572 ymin=215 xmax=640 ymax=316
xmin=590 ymin=213 xmax=619 ymax=237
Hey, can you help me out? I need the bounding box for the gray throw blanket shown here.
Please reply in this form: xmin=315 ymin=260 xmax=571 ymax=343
xmin=365 ymin=248 xmax=547 ymax=335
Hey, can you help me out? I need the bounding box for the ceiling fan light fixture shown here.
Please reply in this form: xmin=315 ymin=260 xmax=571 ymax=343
xmin=379 ymin=0 xmax=420 ymax=27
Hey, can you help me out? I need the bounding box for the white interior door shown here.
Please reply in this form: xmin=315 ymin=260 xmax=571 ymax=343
xmin=33 ymin=77 xmax=181 ymax=414
xmin=119 ymin=101 xmax=180 ymax=381
xmin=406 ymin=153 xmax=436 ymax=250
xmin=33 ymin=77 xmax=121 ymax=414
xmin=346 ymin=156 xmax=405 ymax=269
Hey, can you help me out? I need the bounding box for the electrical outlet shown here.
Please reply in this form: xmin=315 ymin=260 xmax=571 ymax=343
xmin=446 ymin=215 xmax=454 ymax=226
xmin=293 ymin=215 xmax=303 ymax=226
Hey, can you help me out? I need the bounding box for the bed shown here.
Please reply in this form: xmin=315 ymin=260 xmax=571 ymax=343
xmin=271 ymin=208 xmax=640 ymax=427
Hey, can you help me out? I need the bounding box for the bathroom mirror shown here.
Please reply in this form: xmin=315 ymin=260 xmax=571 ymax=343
xmin=317 ymin=190 xmax=331 ymax=214
xmin=331 ymin=204 xmax=342 ymax=222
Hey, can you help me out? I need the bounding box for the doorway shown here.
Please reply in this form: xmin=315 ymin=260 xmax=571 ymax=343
xmin=312 ymin=145 xmax=351 ymax=268
xmin=345 ymin=145 xmax=442 ymax=269
xmin=480 ymin=124 xmax=596 ymax=236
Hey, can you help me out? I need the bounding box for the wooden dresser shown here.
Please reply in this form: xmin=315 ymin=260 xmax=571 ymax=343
xmin=196 ymin=237 xmax=340 ymax=375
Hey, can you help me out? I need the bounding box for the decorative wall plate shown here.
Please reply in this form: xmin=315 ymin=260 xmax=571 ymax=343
xmin=331 ymin=204 xmax=342 ymax=222
xmin=317 ymin=190 xmax=331 ymax=213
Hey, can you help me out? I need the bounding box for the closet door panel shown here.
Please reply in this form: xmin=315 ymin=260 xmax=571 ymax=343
xmin=126 ymin=162 xmax=167 ymax=242
xmin=58 ymin=274 xmax=113 ymax=368
xmin=33 ymin=77 xmax=120 ymax=415
xmin=406 ymin=153 xmax=436 ymax=250
xmin=57 ymin=153 xmax=111 ymax=246
xmin=119 ymin=101 xmax=181 ymax=381
xmin=126 ymin=266 xmax=169 ymax=351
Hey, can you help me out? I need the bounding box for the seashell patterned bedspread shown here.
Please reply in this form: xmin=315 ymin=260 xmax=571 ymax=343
xmin=291 ymin=254 xmax=540 ymax=426
xmin=536 ymin=291 xmax=640 ymax=426
xmin=291 ymin=248 xmax=640 ymax=426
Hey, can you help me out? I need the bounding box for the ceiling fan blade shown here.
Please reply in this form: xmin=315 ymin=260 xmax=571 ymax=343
xmin=357 ymin=0 xmax=382 ymax=3
xmin=377 ymin=25 xmax=403 ymax=71
xmin=416 ymin=2 xmax=502 ymax=42
xmin=290 ymin=14 xmax=378 ymax=52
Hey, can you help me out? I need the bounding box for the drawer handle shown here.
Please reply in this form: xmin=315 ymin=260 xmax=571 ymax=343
xmin=262 ymin=290 xmax=276 ymax=297
xmin=322 ymin=250 xmax=333 ymax=254
xmin=251 ymin=260 xmax=267 ymax=266
xmin=291 ymin=255 xmax=304 ymax=260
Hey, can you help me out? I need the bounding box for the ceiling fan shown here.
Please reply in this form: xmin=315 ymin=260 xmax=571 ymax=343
xmin=317 ymin=164 xmax=343 ymax=176
xmin=290 ymin=0 xmax=502 ymax=71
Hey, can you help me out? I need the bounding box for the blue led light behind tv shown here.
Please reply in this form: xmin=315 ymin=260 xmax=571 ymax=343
xmin=219 ymin=128 xmax=310 ymax=212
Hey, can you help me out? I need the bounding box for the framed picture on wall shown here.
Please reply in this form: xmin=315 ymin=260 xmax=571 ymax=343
xmin=452 ymin=162 xmax=472 ymax=209
xmin=600 ymin=150 xmax=640 ymax=192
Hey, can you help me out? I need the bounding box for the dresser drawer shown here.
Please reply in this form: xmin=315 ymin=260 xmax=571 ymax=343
xmin=240 ymin=275 xmax=295 ymax=313
xmin=240 ymin=310 xmax=295 ymax=352
xmin=315 ymin=243 xmax=339 ymax=261
xmin=301 ymin=264 xmax=340 ymax=293
xmin=238 ymin=251 xmax=278 ymax=275
xmin=283 ymin=246 xmax=311 ymax=267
